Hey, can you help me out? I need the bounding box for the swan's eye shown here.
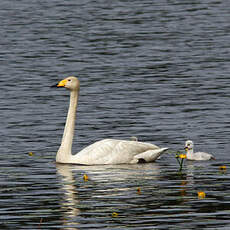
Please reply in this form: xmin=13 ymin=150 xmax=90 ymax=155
xmin=68 ymin=79 xmax=71 ymax=82
xmin=187 ymin=144 xmax=190 ymax=146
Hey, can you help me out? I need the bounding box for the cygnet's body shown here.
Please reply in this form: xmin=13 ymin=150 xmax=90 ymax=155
xmin=184 ymin=140 xmax=215 ymax=161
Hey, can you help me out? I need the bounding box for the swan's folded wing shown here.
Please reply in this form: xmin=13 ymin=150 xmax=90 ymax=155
xmin=107 ymin=140 xmax=160 ymax=164
xmin=72 ymin=139 xmax=160 ymax=165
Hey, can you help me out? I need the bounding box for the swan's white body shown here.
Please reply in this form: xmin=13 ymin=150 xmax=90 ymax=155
xmin=184 ymin=140 xmax=215 ymax=161
xmin=54 ymin=76 xmax=168 ymax=165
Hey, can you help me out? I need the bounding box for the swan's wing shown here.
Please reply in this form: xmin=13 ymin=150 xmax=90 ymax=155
xmin=71 ymin=139 xmax=161 ymax=165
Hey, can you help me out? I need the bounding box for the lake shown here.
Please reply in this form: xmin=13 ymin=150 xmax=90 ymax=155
xmin=0 ymin=0 xmax=230 ymax=229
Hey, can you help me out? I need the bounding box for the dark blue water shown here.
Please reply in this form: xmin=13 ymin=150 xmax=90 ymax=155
xmin=1 ymin=0 xmax=230 ymax=229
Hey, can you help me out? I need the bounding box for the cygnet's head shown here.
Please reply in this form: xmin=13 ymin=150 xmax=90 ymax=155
xmin=130 ymin=136 xmax=138 ymax=141
xmin=184 ymin=140 xmax=194 ymax=151
xmin=56 ymin=76 xmax=80 ymax=91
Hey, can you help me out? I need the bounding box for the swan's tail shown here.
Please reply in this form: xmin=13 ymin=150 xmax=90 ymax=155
xmin=133 ymin=147 xmax=168 ymax=163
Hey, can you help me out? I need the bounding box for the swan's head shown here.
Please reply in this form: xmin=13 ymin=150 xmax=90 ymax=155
xmin=56 ymin=76 xmax=80 ymax=91
xmin=184 ymin=140 xmax=194 ymax=151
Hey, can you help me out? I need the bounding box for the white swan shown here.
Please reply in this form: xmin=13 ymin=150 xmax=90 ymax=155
xmin=184 ymin=140 xmax=215 ymax=161
xmin=53 ymin=76 xmax=168 ymax=165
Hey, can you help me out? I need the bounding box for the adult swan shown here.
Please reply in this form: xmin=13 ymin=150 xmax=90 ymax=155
xmin=53 ymin=76 xmax=168 ymax=165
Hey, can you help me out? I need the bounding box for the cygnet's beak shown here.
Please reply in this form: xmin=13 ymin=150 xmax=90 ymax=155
xmin=184 ymin=147 xmax=188 ymax=151
xmin=51 ymin=79 xmax=67 ymax=88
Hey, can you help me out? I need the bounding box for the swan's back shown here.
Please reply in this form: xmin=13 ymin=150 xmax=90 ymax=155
xmin=71 ymin=139 xmax=160 ymax=165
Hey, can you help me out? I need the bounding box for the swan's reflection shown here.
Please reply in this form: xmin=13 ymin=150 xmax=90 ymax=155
xmin=56 ymin=164 xmax=80 ymax=230
xmin=56 ymin=163 xmax=161 ymax=228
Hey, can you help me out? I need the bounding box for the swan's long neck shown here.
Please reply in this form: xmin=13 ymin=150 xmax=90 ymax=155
xmin=56 ymin=89 xmax=79 ymax=163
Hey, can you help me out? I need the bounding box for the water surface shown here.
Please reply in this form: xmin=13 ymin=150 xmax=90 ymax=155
xmin=0 ymin=0 xmax=230 ymax=229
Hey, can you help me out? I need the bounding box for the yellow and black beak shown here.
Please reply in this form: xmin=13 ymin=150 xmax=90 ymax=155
xmin=51 ymin=79 xmax=68 ymax=88
xmin=184 ymin=147 xmax=188 ymax=151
